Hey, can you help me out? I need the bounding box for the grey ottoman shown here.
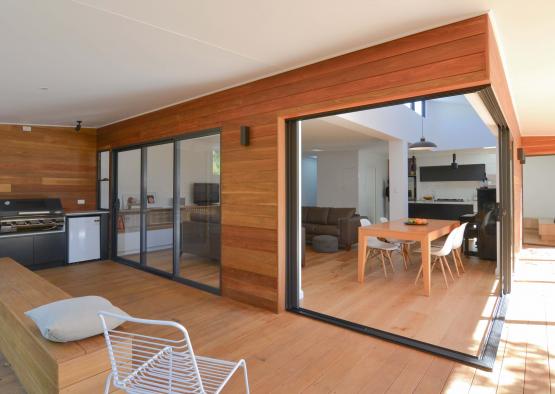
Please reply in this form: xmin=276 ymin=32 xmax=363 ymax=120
xmin=312 ymin=235 xmax=339 ymax=253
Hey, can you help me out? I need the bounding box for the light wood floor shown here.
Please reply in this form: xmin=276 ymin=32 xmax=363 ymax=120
xmin=124 ymin=249 xmax=220 ymax=288
xmin=301 ymin=247 xmax=499 ymax=356
xmin=2 ymin=250 xmax=555 ymax=393
xmin=524 ymin=228 xmax=555 ymax=247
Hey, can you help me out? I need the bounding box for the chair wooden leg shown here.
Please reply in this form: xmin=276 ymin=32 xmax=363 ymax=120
xmin=443 ymin=256 xmax=455 ymax=281
xmin=379 ymin=251 xmax=388 ymax=279
xmin=386 ymin=251 xmax=395 ymax=272
xmin=439 ymin=258 xmax=449 ymax=288
xmin=414 ymin=264 xmax=423 ymax=284
xmin=400 ymin=247 xmax=408 ymax=271
xmin=404 ymin=244 xmax=412 ymax=265
xmin=451 ymin=253 xmax=460 ymax=277
xmin=456 ymin=249 xmax=465 ymax=272
xmin=366 ymin=248 xmax=372 ymax=262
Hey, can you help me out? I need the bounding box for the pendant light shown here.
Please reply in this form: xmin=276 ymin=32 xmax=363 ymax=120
xmin=409 ymin=101 xmax=437 ymax=151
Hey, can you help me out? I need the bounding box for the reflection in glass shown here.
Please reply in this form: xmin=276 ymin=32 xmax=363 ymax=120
xmin=116 ymin=149 xmax=141 ymax=263
xmin=178 ymin=134 xmax=221 ymax=288
xmin=145 ymin=143 xmax=174 ymax=274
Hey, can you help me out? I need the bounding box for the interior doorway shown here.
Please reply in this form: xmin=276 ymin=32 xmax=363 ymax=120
xmin=286 ymin=88 xmax=513 ymax=368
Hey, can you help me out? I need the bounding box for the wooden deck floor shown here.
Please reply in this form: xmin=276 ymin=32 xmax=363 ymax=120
xmin=2 ymin=247 xmax=554 ymax=393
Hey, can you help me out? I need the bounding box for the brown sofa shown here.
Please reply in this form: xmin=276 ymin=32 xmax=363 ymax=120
xmin=302 ymin=207 xmax=362 ymax=250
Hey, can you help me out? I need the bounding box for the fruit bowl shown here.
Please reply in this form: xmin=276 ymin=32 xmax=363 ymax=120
xmin=405 ymin=218 xmax=428 ymax=225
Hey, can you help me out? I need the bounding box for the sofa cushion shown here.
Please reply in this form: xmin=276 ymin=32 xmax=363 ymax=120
xmin=327 ymin=208 xmax=356 ymax=225
xmin=306 ymin=207 xmax=329 ymax=225
xmin=302 ymin=207 xmax=309 ymax=222
xmin=311 ymin=224 xmax=340 ymax=236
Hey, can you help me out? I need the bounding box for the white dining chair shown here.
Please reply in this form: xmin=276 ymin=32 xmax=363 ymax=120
xmin=99 ymin=311 xmax=250 ymax=394
xmin=414 ymin=227 xmax=459 ymax=288
xmin=379 ymin=217 xmax=415 ymax=270
xmin=360 ymin=218 xmax=399 ymax=278
xmin=450 ymin=222 xmax=469 ymax=276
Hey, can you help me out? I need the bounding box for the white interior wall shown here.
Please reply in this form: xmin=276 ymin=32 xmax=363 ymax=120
xmin=147 ymin=143 xmax=174 ymax=207
xmin=389 ymin=140 xmax=408 ymax=220
xmin=117 ymin=149 xmax=141 ymax=206
xmin=179 ymin=135 xmax=220 ymax=205
xmin=424 ymin=100 xmax=497 ymax=151
xmin=358 ymin=145 xmax=388 ymax=222
xmin=301 ymin=156 xmax=318 ymax=206
xmin=524 ymin=155 xmax=555 ymax=219
xmin=316 ymin=151 xmax=359 ymax=209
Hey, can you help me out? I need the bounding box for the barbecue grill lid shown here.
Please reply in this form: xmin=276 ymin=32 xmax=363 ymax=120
xmin=0 ymin=198 xmax=63 ymax=216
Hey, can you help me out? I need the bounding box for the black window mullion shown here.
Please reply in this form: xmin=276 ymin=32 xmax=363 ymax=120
xmin=140 ymin=146 xmax=147 ymax=267
xmin=173 ymin=142 xmax=181 ymax=278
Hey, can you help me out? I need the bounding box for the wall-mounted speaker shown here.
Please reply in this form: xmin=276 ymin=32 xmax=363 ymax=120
xmin=240 ymin=126 xmax=250 ymax=146
xmin=517 ymin=147 xmax=526 ymax=164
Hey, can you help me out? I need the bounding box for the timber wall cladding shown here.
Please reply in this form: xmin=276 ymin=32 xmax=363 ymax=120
xmin=0 ymin=125 xmax=97 ymax=212
xmin=521 ymin=136 xmax=555 ymax=156
xmin=99 ymin=15 xmax=492 ymax=312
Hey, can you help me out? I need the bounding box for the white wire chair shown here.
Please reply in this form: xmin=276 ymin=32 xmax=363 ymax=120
xmin=98 ymin=311 xmax=250 ymax=394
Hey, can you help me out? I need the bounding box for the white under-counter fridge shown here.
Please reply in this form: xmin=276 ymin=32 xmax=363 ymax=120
xmin=68 ymin=215 xmax=101 ymax=263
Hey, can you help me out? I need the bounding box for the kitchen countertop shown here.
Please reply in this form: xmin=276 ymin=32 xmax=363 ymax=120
xmin=65 ymin=210 xmax=110 ymax=216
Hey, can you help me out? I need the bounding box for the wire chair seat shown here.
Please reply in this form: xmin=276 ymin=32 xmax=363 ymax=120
xmin=99 ymin=312 xmax=249 ymax=394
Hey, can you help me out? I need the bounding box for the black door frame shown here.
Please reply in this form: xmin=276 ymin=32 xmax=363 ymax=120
xmin=111 ymin=128 xmax=222 ymax=295
xmin=285 ymin=86 xmax=512 ymax=370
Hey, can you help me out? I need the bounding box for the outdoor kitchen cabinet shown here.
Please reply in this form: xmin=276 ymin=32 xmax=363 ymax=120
xmin=0 ymin=232 xmax=66 ymax=268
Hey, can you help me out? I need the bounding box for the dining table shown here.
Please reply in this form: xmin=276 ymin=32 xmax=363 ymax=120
xmin=357 ymin=218 xmax=459 ymax=296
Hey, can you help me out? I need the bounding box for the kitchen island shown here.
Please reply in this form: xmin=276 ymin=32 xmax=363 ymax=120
xmin=409 ymin=199 xmax=476 ymax=220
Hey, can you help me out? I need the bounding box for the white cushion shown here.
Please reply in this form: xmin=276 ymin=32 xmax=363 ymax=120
xmin=25 ymin=296 xmax=128 ymax=343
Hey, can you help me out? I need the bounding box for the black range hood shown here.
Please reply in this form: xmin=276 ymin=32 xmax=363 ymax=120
xmin=420 ymin=164 xmax=486 ymax=182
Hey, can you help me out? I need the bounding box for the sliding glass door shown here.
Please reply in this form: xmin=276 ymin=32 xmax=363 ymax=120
xmin=177 ymin=134 xmax=221 ymax=288
xmin=145 ymin=143 xmax=174 ymax=274
xmin=113 ymin=130 xmax=221 ymax=292
xmin=115 ymin=148 xmax=141 ymax=264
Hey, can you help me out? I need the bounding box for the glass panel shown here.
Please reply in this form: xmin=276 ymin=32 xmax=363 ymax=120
xmin=116 ymin=149 xmax=141 ymax=263
xmin=99 ymin=151 xmax=110 ymax=210
xmin=145 ymin=143 xmax=174 ymax=274
xmin=178 ymin=134 xmax=221 ymax=288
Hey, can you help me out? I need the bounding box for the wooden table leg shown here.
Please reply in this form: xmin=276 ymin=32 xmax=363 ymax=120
xmin=358 ymin=231 xmax=366 ymax=283
xmin=421 ymin=236 xmax=431 ymax=296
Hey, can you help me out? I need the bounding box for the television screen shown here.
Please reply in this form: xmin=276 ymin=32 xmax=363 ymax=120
xmin=193 ymin=183 xmax=220 ymax=205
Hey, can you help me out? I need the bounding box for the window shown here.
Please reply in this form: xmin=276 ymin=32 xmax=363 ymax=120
xmin=404 ymin=100 xmax=426 ymax=116
xmin=212 ymin=149 xmax=220 ymax=176
xmin=98 ymin=151 xmax=110 ymax=210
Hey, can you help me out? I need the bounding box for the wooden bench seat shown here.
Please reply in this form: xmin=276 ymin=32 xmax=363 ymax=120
xmin=0 ymin=258 xmax=112 ymax=393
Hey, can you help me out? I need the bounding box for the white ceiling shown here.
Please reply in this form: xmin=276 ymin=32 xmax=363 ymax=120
xmin=301 ymin=117 xmax=385 ymax=152
xmin=1 ymin=0 xmax=553 ymax=134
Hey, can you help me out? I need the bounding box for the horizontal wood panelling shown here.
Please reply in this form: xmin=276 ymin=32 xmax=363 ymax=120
xmin=521 ymin=136 xmax=555 ymax=156
xmin=99 ymin=15 xmax=491 ymax=311
xmin=0 ymin=125 xmax=97 ymax=212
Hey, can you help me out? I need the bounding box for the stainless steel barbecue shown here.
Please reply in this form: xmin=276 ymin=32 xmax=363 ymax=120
xmin=0 ymin=198 xmax=65 ymax=236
